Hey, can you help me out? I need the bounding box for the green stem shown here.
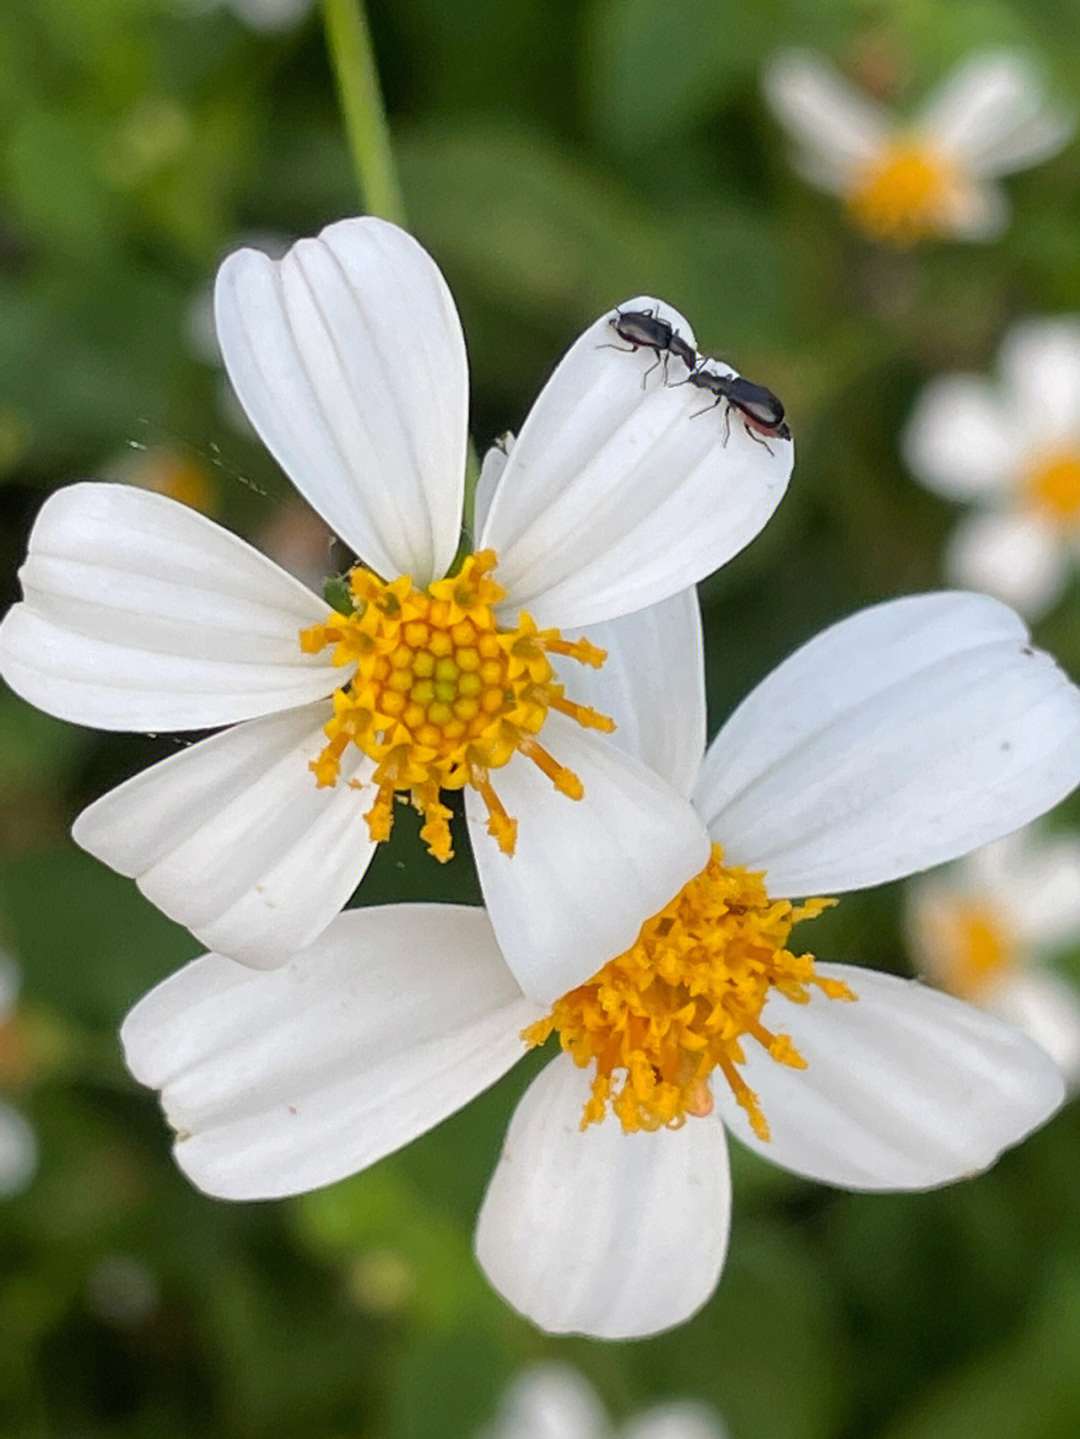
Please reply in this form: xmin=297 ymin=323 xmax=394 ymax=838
xmin=321 ymin=0 xmax=407 ymax=226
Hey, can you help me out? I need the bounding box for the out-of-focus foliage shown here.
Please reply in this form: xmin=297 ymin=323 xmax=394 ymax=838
xmin=3 ymin=0 xmax=1080 ymax=1436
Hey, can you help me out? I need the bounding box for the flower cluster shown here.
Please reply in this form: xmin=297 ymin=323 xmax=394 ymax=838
xmin=3 ymin=216 xmax=1080 ymax=1343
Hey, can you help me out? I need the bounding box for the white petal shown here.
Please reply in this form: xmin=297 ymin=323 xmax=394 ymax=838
xmin=716 ymin=963 xmax=1065 ymax=1189
xmin=997 ymin=317 xmax=1080 ymax=444
xmin=480 ymin=1364 xmax=609 ymax=1439
xmin=623 ymin=1405 xmax=729 ymax=1439
xmin=945 ymin=508 xmax=1069 ymax=620
xmin=762 ymin=50 xmax=890 ymax=172
xmin=697 ymin=593 xmax=1080 ymax=896
xmin=982 ymin=970 xmax=1080 ymax=1086
xmin=73 ymin=704 xmax=377 ymax=968
xmin=553 ymin=588 xmax=705 ymax=799
xmin=940 ymin=180 xmax=1010 ymax=242
xmin=121 ymin=905 xmax=533 ymax=1199
xmin=468 ymin=713 xmax=710 ymax=1005
xmin=475 ymin=1056 xmax=730 ymax=1339
xmin=901 ymin=375 xmax=1025 ymax=500
xmin=0 ymin=1102 xmax=38 ymax=1198
xmin=480 ymin=301 xmax=790 ymax=629
xmin=474 ymin=436 xmax=512 ymax=538
xmin=917 ymin=51 xmax=1072 ymax=175
xmin=215 ymin=218 xmax=467 ymax=585
xmin=0 ymin=483 xmax=338 ymax=730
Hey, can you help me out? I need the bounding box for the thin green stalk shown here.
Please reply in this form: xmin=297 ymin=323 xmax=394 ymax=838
xmin=321 ymin=0 xmax=406 ymax=226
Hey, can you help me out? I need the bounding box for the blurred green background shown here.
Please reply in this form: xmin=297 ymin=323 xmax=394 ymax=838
xmin=4 ymin=0 xmax=1080 ymax=1435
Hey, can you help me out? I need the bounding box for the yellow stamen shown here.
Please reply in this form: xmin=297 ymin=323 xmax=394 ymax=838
xmin=299 ymin=551 xmax=613 ymax=860
xmin=1025 ymin=450 xmax=1080 ymax=522
xmin=526 ymin=846 xmax=851 ymax=1137
xmin=845 ymin=141 xmax=961 ymax=244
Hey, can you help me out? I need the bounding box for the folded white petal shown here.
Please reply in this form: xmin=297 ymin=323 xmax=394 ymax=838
xmin=901 ymin=375 xmax=1025 ymax=500
xmin=982 ymin=970 xmax=1080 ymax=1086
xmin=215 ymin=218 xmax=468 ymax=585
xmin=474 ymin=436 xmax=512 ymax=538
xmin=481 ymin=300 xmax=789 ymax=629
xmin=697 ymin=593 xmax=1080 ymax=896
xmin=997 ymin=317 xmax=1080 ymax=445
xmin=469 ymin=713 xmax=710 ymax=1005
xmin=475 ymin=1056 xmax=731 ymax=1339
xmin=73 ymin=704 xmax=377 ymax=968
xmin=552 ymin=588 xmax=705 ymax=799
xmin=0 ymin=483 xmax=338 ymax=730
xmin=945 ymin=508 xmax=1069 ymax=620
xmin=716 ymin=963 xmax=1065 ymax=1189
xmin=762 ymin=50 xmax=890 ymax=172
xmin=918 ymin=51 xmax=1072 ymax=175
xmin=122 ymin=906 xmax=533 ymax=1199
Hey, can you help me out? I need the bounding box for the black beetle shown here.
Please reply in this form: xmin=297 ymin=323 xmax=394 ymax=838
xmin=600 ymin=306 xmax=698 ymax=387
xmin=682 ymin=366 xmax=791 ymax=452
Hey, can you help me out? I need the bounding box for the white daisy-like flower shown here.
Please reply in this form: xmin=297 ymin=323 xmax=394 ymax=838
xmin=0 ymin=953 xmax=38 ymax=1200
xmin=903 ymin=317 xmax=1080 ymax=618
xmin=121 ymin=585 xmax=1080 ymax=1338
xmin=0 ymin=218 xmax=790 ymax=976
xmin=906 ymin=824 xmax=1080 ymax=1085
xmin=763 ymin=49 xmax=1072 ymax=244
xmin=476 ymin=1362 xmax=727 ymax=1439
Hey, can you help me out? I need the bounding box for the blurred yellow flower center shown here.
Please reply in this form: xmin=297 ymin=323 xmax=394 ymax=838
xmin=933 ymin=900 xmax=1015 ymax=997
xmin=299 ymin=550 xmax=613 ymax=862
xmin=526 ymin=846 xmax=850 ymax=1140
xmin=846 ymin=142 xmax=959 ymax=243
xmin=1026 ymin=451 xmax=1080 ymax=522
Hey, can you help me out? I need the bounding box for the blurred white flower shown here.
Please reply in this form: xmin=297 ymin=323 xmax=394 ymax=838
xmin=763 ymin=49 xmax=1072 ymax=243
xmin=903 ymin=317 xmax=1080 ymax=618
xmin=180 ymin=0 xmax=315 ymax=33
xmin=0 ymin=953 xmax=38 ymax=1200
xmin=906 ymin=825 xmax=1080 ymax=1085
xmin=121 ymin=587 xmax=1080 ymax=1338
xmin=0 ymin=217 xmax=789 ymax=974
xmin=477 ymin=1363 xmax=727 ymax=1439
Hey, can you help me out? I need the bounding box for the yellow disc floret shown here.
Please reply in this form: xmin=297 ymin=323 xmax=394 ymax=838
xmin=845 ymin=142 xmax=961 ymax=244
xmin=526 ymin=846 xmax=853 ymax=1140
xmin=299 ymin=550 xmax=614 ymax=862
xmin=1026 ymin=450 xmax=1080 ymax=523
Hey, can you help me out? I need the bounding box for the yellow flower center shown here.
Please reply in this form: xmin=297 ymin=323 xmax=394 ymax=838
xmin=930 ymin=900 xmax=1015 ymax=998
xmin=299 ymin=550 xmax=614 ymax=862
xmin=845 ymin=142 xmax=960 ymax=243
xmin=1025 ymin=450 xmax=1080 ymax=522
xmin=526 ymin=846 xmax=852 ymax=1140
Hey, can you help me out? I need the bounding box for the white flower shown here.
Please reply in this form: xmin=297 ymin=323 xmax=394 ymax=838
xmin=0 ymin=953 xmax=38 ymax=1200
xmin=903 ymin=317 xmax=1080 ymax=618
xmin=763 ymin=49 xmax=1072 ymax=243
xmin=476 ymin=1363 xmax=727 ymax=1439
xmin=0 ymin=217 xmax=789 ymax=976
xmin=121 ymin=586 xmax=1080 ymax=1338
xmin=906 ymin=824 xmax=1080 ymax=1085
xmin=180 ymin=0 xmax=315 ymax=33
